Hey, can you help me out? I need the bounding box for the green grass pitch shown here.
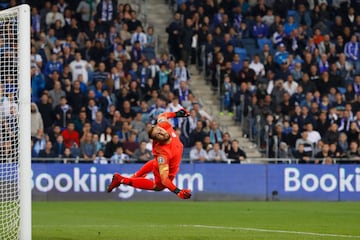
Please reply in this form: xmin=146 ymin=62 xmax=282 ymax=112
xmin=32 ymin=201 xmax=360 ymax=240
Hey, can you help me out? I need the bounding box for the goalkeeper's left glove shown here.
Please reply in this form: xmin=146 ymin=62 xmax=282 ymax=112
xmin=175 ymin=108 xmax=190 ymax=118
xmin=174 ymin=188 xmax=192 ymax=199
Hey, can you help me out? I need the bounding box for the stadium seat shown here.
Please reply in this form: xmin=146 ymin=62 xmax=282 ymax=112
xmin=257 ymin=38 xmax=272 ymax=50
xmin=182 ymin=147 xmax=191 ymax=159
xmin=287 ymin=10 xmax=296 ymax=17
xmin=234 ymin=47 xmax=248 ymax=60
xmin=241 ymin=38 xmax=257 ymax=49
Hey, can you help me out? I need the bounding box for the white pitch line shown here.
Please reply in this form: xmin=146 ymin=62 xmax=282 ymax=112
xmin=180 ymin=224 xmax=360 ymax=239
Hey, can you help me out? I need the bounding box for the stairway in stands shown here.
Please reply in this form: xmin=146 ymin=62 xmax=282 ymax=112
xmin=143 ymin=0 xmax=262 ymax=158
xmin=188 ymin=67 xmax=262 ymax=158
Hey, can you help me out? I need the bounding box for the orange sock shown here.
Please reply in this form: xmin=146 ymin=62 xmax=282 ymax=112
xmin=132 ymin=160 xmax=154 ymax=178
xmin=122 ymin=177 xmax=155 ymax=190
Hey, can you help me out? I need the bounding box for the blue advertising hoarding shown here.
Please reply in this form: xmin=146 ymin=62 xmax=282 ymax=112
xmin=267 ymin=165 xmax=339 ymax=201
xmin=30 ymin=163 xmax=360 ymax=201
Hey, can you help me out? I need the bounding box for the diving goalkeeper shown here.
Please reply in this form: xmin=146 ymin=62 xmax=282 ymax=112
xmin=107 ymin=109 xmax=192 ymax=199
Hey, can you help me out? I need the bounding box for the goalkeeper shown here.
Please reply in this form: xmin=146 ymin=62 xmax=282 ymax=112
xmin=107 ymin=109 xmax=192 ymax=199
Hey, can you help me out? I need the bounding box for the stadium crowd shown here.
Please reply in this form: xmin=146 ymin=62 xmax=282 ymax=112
xmin=22 ymin=0 xmax=239 ymax=164
xmin=14 ymin=0 xmax=360 ymax=164
xmin=191 ymin=0 xmax=360 ymax=164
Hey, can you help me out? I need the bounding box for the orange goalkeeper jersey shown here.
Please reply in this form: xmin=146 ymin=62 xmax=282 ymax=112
xmin=152 ymin=121 xmax=183 ymax=177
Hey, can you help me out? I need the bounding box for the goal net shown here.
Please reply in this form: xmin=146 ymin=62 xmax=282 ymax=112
xmin=0 ymin=5 xmax=31 ymax=240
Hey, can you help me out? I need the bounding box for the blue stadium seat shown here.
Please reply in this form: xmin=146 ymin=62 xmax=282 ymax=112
xmin=247 ymin=46 xmax=260 ymax=57
xmin=234 ymin=47 xmax=248 ymax=60
xmin=287 ymin=10 xmax=296 ymax=17
xmin=257 ymin=38 xmax=272 ymax=50
xmin=182 ymin=147 xmax=191 ymax=159
xmin=241 ymin=38 xmax=257 ymax=49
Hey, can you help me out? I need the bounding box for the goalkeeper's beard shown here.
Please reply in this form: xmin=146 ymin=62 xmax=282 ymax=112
xmin=156 ymin=133 xmax=170 ymax=144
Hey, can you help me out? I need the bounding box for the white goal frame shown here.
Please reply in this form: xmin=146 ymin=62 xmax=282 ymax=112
xmin=0 ymin=4 xmax=31 ymax=240
xmin=18 ymin=4 xmax=31 ymax=239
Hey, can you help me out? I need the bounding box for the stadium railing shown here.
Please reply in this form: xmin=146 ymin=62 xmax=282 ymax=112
xmin=31 ymin=157 xmax=359 ymax=164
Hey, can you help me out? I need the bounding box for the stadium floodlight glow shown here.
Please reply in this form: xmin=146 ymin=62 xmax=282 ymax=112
xmin=0 ymin=4 xmax=31 ymax=240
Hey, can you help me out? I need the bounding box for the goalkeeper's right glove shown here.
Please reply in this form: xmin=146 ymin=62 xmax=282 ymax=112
xmin=174 ymin=188 xmax=192 ymax=199
xmin=175 ymin=108 xmax=190 ymax=118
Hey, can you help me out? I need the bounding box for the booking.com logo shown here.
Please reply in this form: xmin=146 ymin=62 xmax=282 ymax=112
xmin=284 ymin=167 xmax=360 ymax=192
xmin=31 ymin=167 xmax=204 ymax=199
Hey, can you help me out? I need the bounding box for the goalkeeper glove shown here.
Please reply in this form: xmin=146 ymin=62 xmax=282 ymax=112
xmin=175 ymin=108 xmax=190 ymax=118
xmin=174 ymin=188 xmax=192 ymax=199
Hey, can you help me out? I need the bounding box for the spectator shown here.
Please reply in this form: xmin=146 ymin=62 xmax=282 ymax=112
xmin=48 ymin=80 xmax=66 ymax=109
xmin=190 ymin=140 xmax=208 ymax=162
xmin=131 ymin=25 xmax=147 ymax=49
xmin=119 ymin=23 xmax=132 ymax=46
xmin=62 ymin=147 xmax=75 ymax=163
xmin=91 ymin=111 xmax=111 ymax=136
xmin=338 ymin=132 xmax=349 ymax=152
xmin=99 ymin=126 xmax=113 ymax=147
xmin=344 ymin=35 xmax=360 ymax=74
xmin=131 ymin=112 xmax=145 ymax=134
xmin=249 ymin=54 xmax=265 ymax=80
xmin=208 ymin=120 xmax=223 ymax=144
xmin=38 ymin=140 xmax=57 ymax=158
xmin=69 ymin=52 xmax=91 ymax=85
xmin=62 ymin=122 xmax=80 ymax=149
xmin=283 ymin=74 xmax=298 ymax=96
xmin=122 ymin=132 xmax=139 ymax=157
xmin=126 ymin=10 xmax=142 ymax=33
xmin=179 ymin=18 xmax=195 ymax=63
xmin=93 ymin=149 xmax=108 ymax=164
xmin=295 ymin=131 xmax=314 ymax=156
xmin=33 ymin=129 xmax=47 ymax=157
xmin=80 ymin=132 xmax=97 ymax=161
xmin=166 ymin=12 xmax=182 ymax=61
xmin=120 ymin=100 xmax=137 ymax=123
xmin=104 ymin=134 xmax=123 ymax=158
xmin=31 ymin=67 xmax=45 ymax=103
xmin=44 ymin=53 xmax=63 ymax=78
xmin=305 ymin=122 xmax=322 ymax=144
xmin=31 ymin=103 xmax=44 ymax=138
xmin=110 ymin=146 xmax=129 ymax=164
xmin=45 ymin=4 xmax=65 ymax=28
xmin=227 ymin=139 xmax=247 ymax=163
xmin=52 ymin=135 xmax=66 ymax=158
xmin=314 ymin=143 xmax=332 ymax=164
xmin=208 ymin=142 xmax=228 ymax=162
xmin=132 ymin=140 xmax=153 ymax=163
xmin=251 ymin=15 xmax=268 ymax=39
xmin=293 ymin=143 xmax=312 ymax=164
xmin=53 ymin=96 xmax=72 ymax=128
xmin=346 ymin=141 xmax=360 ymax=163
xmin=76 ymin=0 xmax=96 ymax=28
xmin=95 ymin=0 xmax=118 ymax=33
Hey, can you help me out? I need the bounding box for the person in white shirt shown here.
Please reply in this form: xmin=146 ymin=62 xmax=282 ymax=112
xmin=110 ymin=146 xmax=129 ymax=164
xmin=174 ymin=60 xmax=190 ymax=90
xmin=283 ymin=74 xmax=298 ymax=96
xmin=262 ymin=8 xmax=274 ymax=26
xmin=94 ymin=149 xmax=108 ymax=164
xmin=131 ymin=26 xmax=147 ymax=49
xmin=148 ymin=58 xmax=160 ymax=79
xmin=69 ymin=52 xmax=91 ymax=84
xmin=166 ymin=96 xmax=184 ymax=129
xmin=31 ymin=46 xmax=43 ymax=71
xmin=207 ymin=142 xmax=227 ymax=162
xmin=45 ymin=5 xmax=65 ymax=28
xmin=249 ymin=54 xmax=265 ymax=79
xmin=190 ymin=141 xmax=208 ymax=162
xmin=305 ymin=122 xmax=321 ymax=144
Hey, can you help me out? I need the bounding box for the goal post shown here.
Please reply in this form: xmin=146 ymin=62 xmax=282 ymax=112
xmin=0 ymin=4 xmax=31 ymax=240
